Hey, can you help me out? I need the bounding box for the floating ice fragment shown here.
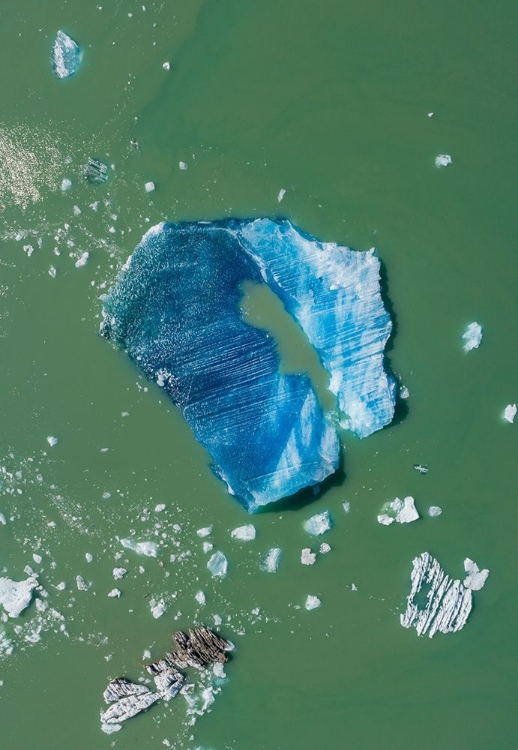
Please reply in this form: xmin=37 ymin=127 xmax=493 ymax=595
xmin=155 ymin=504 xmax=166 ymax=512
xmin=400 ymin=385 xmax=410 ymax=399
xmin=61 ymin=178 xmax=72 ymax=191
xmin=197 ymin=527 xmax=212 ymax=538
xmin=84 ymin=158 xmax=108 ymax=184
xmin=120 ymin=538 xmax=158 ymax=557
xmin=101 ymin=219 xmax=395 ymax=511
xmin=203 ymin=542 xmax=213 ymax=553
xmin=0 ymin=575 xmax=38 ymax=617
xmin=150 ymin=598 xmax=166 ymax=618
xmin=401 ymin=552 xmax=479 ymax=637
xmin=85 ymin=553 xmax=93 ymax=562
xmin=0 ymin=513 xmax=6 ymax=525
xmin=207 ymin=551 xmax=228 ymax=577
xmin=76 ymin=575 xmax=91 ymax=591
xmin=101 ymin=680 xmax=160 ymax=730
xmin=503 ymin=404 xmax=517 ymax=423
xmin=277 ymin=188 xmax=286 ymax=203
xmin=75 ymin=251 xmax=89 ymax=268
xmin=47 ymin=436 xmax=58 ymax=447
xmin=260 ymin=547 xmax=281 ymax=572
xmin=428 ymin=505 xmax=442 ymax=517
xmin=101 ymin=723 xmax=121 ymax=734
xmin=435 ymin=154 xmax=452 ymax=167
xmin=319 ymin=542 xmax=331 ymax=554
xmin=195 ymin=591 xmax=206 ymax=606
xmin=32 ymin=553 xmax=42 ymax=564
xmin=48 ymin=266 xmax=57 ymax=278
xmin=414 ymin=464 xmax=428 ymax=474
xmin=301 ymin=548 xmax=316 ymax=565
xmin=53 ymin=31 xmax=82 ymax=79
xmin=304 ymin=511 xmax=332 ymax=536
xmin=108 ymin=588 xmax=121 ymax=598
xmin=351 ymin=583 xmax=358 ymax=591
xmin=162 ymin=62 xmax=170 ymax=70
xmin=231 ymin=524 xmax=256 ymax=541
xmin=342 ymin=501 xmax=351 ymax=513
xmin=305 ymin=595 xmax=321 ymax=610
xmin=427 ymin=112 xmax=434 ymax=118
xmin=113 ymin=567 xmax=127 ymax=580
xmin=377 ymin=496 xmax=419 ymax=525
xmin=144 ymin=181 xmax=155 ymax=192
xmin=462 ymin=322 xmax=482 ymax=352
xmin=179 ymin=161 xmax=188 ymax=170
xmin=463 ymin=558 xmax=490 ymax=591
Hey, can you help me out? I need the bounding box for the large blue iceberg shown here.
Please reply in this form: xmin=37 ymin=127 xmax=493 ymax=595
xmin=101 ymin=220 xmax=395 ymax=511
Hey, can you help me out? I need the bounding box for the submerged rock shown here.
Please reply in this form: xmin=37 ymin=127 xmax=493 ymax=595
xmin=101 ymin=220 xmax=395 ymax=511
xmin=52 ymin=31 xmax=82 ymax=79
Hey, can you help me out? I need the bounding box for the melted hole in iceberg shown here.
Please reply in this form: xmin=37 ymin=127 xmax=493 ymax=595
xmin=240 ymin=281 xmax=336 ymax=413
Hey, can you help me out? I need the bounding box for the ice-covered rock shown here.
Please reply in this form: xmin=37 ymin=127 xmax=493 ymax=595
xmin=301 ymin=548 xmax=316 ymax=565
xmin=260 ymin=547 xmax=281 ymax=572
xmin=207 ymin=551 xmax=228 ymax=577
xmin=400 ymin=552 xmax=482 ymax=637
xmin=305 ymin=595 xmax=321 ymax=610
xmin=52 ymin=31 xmax=82 ymax=79
xmin=435 ymin=154 xmax=452 ymax=167
xmin=377 ymin=496 xmax=419 ymax=525
xmin=100 ymin=219 xmax=395 ymax=511
xmin=230 ymin=524 xmax=256 ymax=541
xmin=462 ymin=322 xmax=483 ymax=352
xmin=463 ymin=558 xmax=490 ymax=591
xmin=428 ymin=505 xmax=442 ymax=517
xmin=0 ymin=575 xmax=38 ymax=618
xmin=303 ymin=510 xmax=332 ymax=536
xmin=503 ymin=404 xmax=517 ymax=423
xmin=120 ymin=538 xmax=157 ymax=557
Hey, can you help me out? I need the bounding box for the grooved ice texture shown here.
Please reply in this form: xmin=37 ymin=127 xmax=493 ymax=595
xmin=101 ymin=220 xmax=395 ymax=511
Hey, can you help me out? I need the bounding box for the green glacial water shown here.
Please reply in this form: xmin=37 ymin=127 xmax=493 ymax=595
xmin=0 ymin=0 xmax=517 ymax=747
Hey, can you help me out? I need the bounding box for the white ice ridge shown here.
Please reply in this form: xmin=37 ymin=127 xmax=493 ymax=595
xmin=377 ymin=496 xmax=419 ymax=525
xmin=462 ymin=322 xmax=483 ymax=352
xmin=52 ymin=31 xmax=82 ymax=79
xmin=0 ymin=574 xmax=38 ymax=618
xmin=238 ymin=220 xmax=396 ymax=439
xmin=400 ymin=552 xmax=489 ymax=638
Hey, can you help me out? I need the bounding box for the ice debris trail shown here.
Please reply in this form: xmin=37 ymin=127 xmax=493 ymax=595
xmin=52 ymin=31 xmax=82 ymax=79
xmin=400 ymin=552 xmax=489 ymax=638
xmin=101 ymin=219 xmax=395 ymax=511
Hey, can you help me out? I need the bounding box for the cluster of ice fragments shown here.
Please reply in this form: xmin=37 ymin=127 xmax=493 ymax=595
xmin=400 ymin=552 xmax=489 ymax=638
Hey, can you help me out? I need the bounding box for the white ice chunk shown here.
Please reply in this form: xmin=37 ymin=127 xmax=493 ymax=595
xmin=305 ymin=595 xmax=321 ymax=610
xmin=76 ymin=575 xmax=91 ymax=591
xmin=202 ymin=542 xmax=213 ymax=553
xmin=400 ymin=385 xmax=410 ymax=399
xmin=207 ymin=551 xmax=228 ymax=577
xmin=462 ymin=322 xmax=483 ymax=352
xmin=0 ymin=575 xmax=38 ymax=617
xmin=162 ymin=62 xmax=170 ymax=70
xmin=144 ymin=182 xmax=155 ymax=192
xmin=435 ymin=154 xmax=452 ymax=167
xmin=378 ymin=496 xmax=419 ymax=525
xmin=150 ymin=598 xmax=166 ymax=618
xmin=301 ymin=548 xmax=316 ymax=565
xmin=277 ymin=188 xmax=286 ymax=203
xmin=260 ymin=547 xmax=281 ymax=572
xmin=53 ymin=31 xmax=82 ymax=79
xmin=120 ymin=538 xmax=157 ymax=557
xmin=75 ymin=251 xmax=89 ymax=268
xmin=463 ymin=558 xmax=490 ymax=591
xmin=231 ymin=524 xmax=256 ymax=541
xmin=319 ymin=542 xmax=331 ymax=554
xmin=428 ymin=506 xmax=442 ymax=517
xmin=47 ymin=436 xmax=58 ymax=447
xmin=195 ymin=590 xmax=206 ymax=606
xmin=303 ymin=511 xmax=332 ymax=536
xmin=85 ymin=552 xmax=93 ymax=562
xmin=61 ymin=178 xmax=72 ymax=191
xmin=342 ymin=501 xmax=351 ymax=513
xmin=503 ymin=404 xmax=517 ymax=423
xmin=113 ymin=567 xmax=127 ymax=580
xmin=179 ymin=161 xmax=188 ymax=170
xmin=197 ymin=526 xmax=212 ymax=537
xmin=154 ymin=504 xmax=166 ymax=512
xmin=108 ymin=588 xmax=121 ymax=598
xmin=0 ymin=513 xmax=6 ymax=525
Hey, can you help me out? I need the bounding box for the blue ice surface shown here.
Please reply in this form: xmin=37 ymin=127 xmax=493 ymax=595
xmin=52 ymin=31 xmax=82 ymax=79
xmin=101 ymin=219 xmax=396 ymax=511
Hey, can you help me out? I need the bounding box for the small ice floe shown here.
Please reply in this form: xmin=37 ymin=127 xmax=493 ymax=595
xmin=179 ymin=161 xmax=188 ymax=170
xmin=305 ymin=595 xmax=321 ymax=611
xmin=53 ymin=31 xmax=82 ymax=79
xmin=108 ymin=588 xmax=121 ymax=598
xmin=195 ymin=591 xmax=206 ymax=606
xmin=319 ymin=542 xmax=331 ymax=554
xmin=207 ymin=551 xmax=228 ymax=577
xmin=75 ymin=251 xmax=89 ymax=268
xmin=230 ymin=524 xmax=256 ymax=541
xmin=150 ymin=598 xmax=166 ymax=618
xmin=0 ymin=513 xmax=6 ymax=526
xmin=400 ymin=385 xmax=410 ymax=399
xmin=0 ymin=575 xmax=38 ymax=618
xmin=277 ymin=188 xmax=286 ymax=203
xmin=197 ymin=526 xmax=212 ymax=538
xmin=303 ymin=511 xmax=332 ymax=536
xmin=162 ymin=62 xmax=170 ymax=70
xmin=427 ymin=112 xmax=434 ymax=118
xmin=154 ymin=503 xmax=166 ymax=512
xmin=342 ymin=501 xmax=351 ymax=513
xmin=400 ymin=552 xmax=488 ymax=637
xmin=351 ymin=583 xmax=358 ymax=591
xmin=84 ymin=158 xmax=108 ymax=184
xmin=48 ymin=266 xmax=57 ymax=278
xmin=32 ymin=553 xmax=42 ymax=564
xmin=101 ymin=678 xmax=160 ymax=734
xmin=76 ymin=575 xmax=91 ymax=591
xmin=203 ymin=542 xmax=213 ymax=553
xmin=46 ymin=436 xmax=58 ymax=447
xmin=503 ymin=404 xmax=517 ymax=423
xmin=120 ymin=538 xmax=158 ymax=557
xmin=463 ymin=558 xmax=490 ymax=591
xmin=113 ymin=567 xmax=127 ymax=580
xmin=435 ymin=154 xmax=452 ymax=168
xmin=144 ymin=181 xmax=155 ymax=193
xmin=85 ymin=553 xmax=93 ymax=562
xmin=462 ymin=322 xmax=483 ymax=352
xmin=428 ymin=505 xmax=442 ymax=517
xmin=61 ymin=178 xmax=72 ymax=192
xmin=260 ymin=547 xmax=281 ymax=572
xmin=377 ymin=496 xmax=419 ymax=525
xmin=413 ymin=464 xmax=429 ymax=474
xmin=301 ymin=548 xmax=316 ymax=565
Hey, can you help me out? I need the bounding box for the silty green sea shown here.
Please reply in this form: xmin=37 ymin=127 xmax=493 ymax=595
xmin=0 ymin=0 xmax=517 ymax=748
